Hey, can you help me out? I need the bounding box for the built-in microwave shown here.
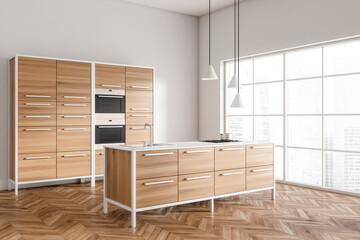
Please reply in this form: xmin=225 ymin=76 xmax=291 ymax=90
xmin=95 ymin=94 xmax=125 ymax=113
xmin=95 ymin=125 xmax=125 ymax=144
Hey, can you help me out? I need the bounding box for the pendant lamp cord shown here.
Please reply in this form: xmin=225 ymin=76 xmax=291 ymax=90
xmin=237 ymin=0 xmax=240 ymax=94
xmin=234 ymin=0 xmax=236 ymax=78
xmin=209 ymin=0 xmax=211 ymax=65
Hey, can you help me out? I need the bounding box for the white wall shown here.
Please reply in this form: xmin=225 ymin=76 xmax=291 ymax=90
xmin=199 ymin=0 xmax=360 ymax=139
xmin=0 ymin=0 xmax=199 ymax=190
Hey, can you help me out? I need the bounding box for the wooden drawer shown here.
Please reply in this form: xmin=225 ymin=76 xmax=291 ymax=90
xmin=57 ymin=60 xmax=91 ymax=102
xmin=126 ymin=90 xmax=152 ymax=113
xmin=18 ymin=114 xmax=56 ymax=127
xmin=57 ymin=126 xmax=91 ymax=152
xmin=215 ymin=168 xmax=245 ymax=195
xmin=246 ymin=144 xmax=274 ymax=167
xmin=125 ymin=126 xmax=151 ymax=145
xmin=136 ymin=149 xmax=178 ymax=179
xmin=246 ymin=165 xmax=274 ymax=190
xmin=57 ymin=102 xmax=91 ymax=115
xmin=57 ymin=151 xmax=91 ymax=178
xmin=18 ymin=57 xmax=57 ymax=102
xmin=215 ymin=146 xmax=245 ymax=171
xmin=126 ymin=67 xmax=153 ymax=91
xmin=95 ymin=64 xmax=125 ymax=90
xmin=126 ymin=113 xmax=153 ymax=126
xmin=179 ymin=172 xmax=214 ymax=201
xmin=18 ymin=127 xmax=56 ymax=154
xmin=57 ymin=115 xmax=91 ymax=126
xmin=18 ymin=101 xmax=56 ymax=114
xmin=179 ymin=147 xmax=214 ymax=175
xmin=137 ymin=176 xmax=177 ymax=208
xmin=95 ymin=149 xmax=104 ymax=175
xmin=18 ymin=153 xmax=56 ymax=182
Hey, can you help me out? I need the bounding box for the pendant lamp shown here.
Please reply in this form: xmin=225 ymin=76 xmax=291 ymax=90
xmin=227 ymin=0 xmax=238 ymax=88
xmin=230 ymin=0 xmax=245 ymax=108
xmin=202 ymin=0 xmax=218 ymax=80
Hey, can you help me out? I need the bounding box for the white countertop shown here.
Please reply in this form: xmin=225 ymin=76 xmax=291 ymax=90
xmin=104 ymin=141 xmax=273 ymax=152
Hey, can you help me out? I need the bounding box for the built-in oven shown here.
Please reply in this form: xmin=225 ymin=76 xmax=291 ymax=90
xmin=95 ymin=125 xmax=125 ymax=144
xmin=95 ymin=94 xmax=125 ymax=113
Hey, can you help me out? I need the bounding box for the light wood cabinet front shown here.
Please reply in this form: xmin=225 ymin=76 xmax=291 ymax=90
xmin=95 ymin=150 xmax=104 ymax=175
xmin=18 ymin=154 xmax=56 ymax=182
xmin=18 ymin=114 xmax=56 ymax=127
xmin=215 ymin=168 xmax=245 ymax=195
xmin=18 ymin=127 xmax=56 ymax=154
xmin=126 ymin=113 xmax=152 ymax=126
xmin=18 ymin=57 xmax=57 ymax=102
xmin=57 ymin=115 xmax=91 ymax=126
xmin=126 ymin=67 xmax=153 ymax=91
xmin=136 ymin=176 xmax=178 ymax=208
xmin=136 ymin=150 xmax=178 ymax=179
xmin=246 ymin=144 xmax=274 ymax=167
xmin=179 ymin=148 xmax=214 ymax=175
xmin=125 ymin=126 xmax=151 ymax=145
xmin=18 ymin=101 xmax=56 ymax=114
xmin=126 ymin=90 xmax=152 ymax=113
xmin=179 ymin=172 xmax=214 ymax=201
xmin=246 ymin=165 xmax=274 ymax=190
xmin=57 ymin=126 xmax=91 ymax=152
xmin=57 ymin=151 xmax=91 ymax=178
xmin=57 ymin=102 xmax=91 ymax=115
xmin=215 ymin=146 xmax=245 ymax=171
xmin=95 ymin=64 xmax=125 ymax=89
xmin=57 ymin=60 xmax=91 ymax=102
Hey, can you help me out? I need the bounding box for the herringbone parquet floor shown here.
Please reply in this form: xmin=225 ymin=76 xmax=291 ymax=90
xmin=0 ymin=182 xmax=359 ymax=240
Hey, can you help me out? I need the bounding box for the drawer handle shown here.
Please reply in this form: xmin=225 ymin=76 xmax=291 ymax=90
xmin=63 ymin=154 xmax=86 ymax=158
xmin=251 ymin=168 xmax=272 ymax=173
xmin=63 ymin=116 xmax=87 ymax=118
xmin=64 ymin=96 xmax=87 ymax=99
xmin=97 ymin=126 xmax=123 ymax=129
xmin=250 ymin=146 xmax=272 ymax=149
xmin=220 ymin=148 xmax=244 ymax=151
xmin=220 ymin=171 xmax=244 ymax=176
xmin=184 ymin=150 xmax=211 ymax=154
xmin=98 ymin=95 xmax=124 ymax=98
xmin=25 ymin=116 xmax=51 ymax=118
xmin=24 ymin=156 xmax=51 ymax=160
xmin=143 ymin=180 xmax=174 ymax=186
xmin=63 ymin=128 xmax=86 ymax=131
xmin=130 ymin=127 xmax=144 ymax=130
xmin=101 ymin=84 xmax=122 ymax=88
xmin=143 ymin=152 xmax=174 ymax=157
xmin=25 ymin=103 xmax=51 ymax=106
xmin=185 ymin=176 xmax=211 ymax=181
xmin=25 ymin=128 xmax=51 ymax=131
xmin=63 ymin=104 xmax=87 ymax=107
xmin=99 ymin=152 xmax=104 ymax=155
xmin=130 ymin=85 xmax=150 ymax=89
xmin=131 ymin=108 xmax=149 ymax=111
xmin=25 ymin=95 xmax=51 ymax=98
xmin=130 ymin=114 xmax=150 ymax=117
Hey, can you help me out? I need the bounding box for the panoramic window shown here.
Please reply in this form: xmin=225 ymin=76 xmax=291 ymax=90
xmin=224 ymin=39 xmax=360 ymax=194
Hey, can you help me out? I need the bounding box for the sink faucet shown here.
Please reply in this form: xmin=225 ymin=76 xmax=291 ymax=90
xmin=144 ymin=123 xmax=153 ymax=147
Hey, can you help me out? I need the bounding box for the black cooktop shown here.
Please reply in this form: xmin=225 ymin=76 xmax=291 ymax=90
xmin=200 ymin=139 xmax=241 ymax=143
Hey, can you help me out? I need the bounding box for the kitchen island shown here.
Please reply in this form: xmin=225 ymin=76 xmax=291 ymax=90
xmin=103 ymin=141 xmax=275 ymax=228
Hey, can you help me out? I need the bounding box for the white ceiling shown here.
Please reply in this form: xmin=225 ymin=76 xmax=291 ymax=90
xmin=123 ymin=0 xmax=242 ymax=16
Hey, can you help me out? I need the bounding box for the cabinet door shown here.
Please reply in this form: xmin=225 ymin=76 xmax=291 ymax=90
xmin=18 ymin=153 xmax=56 ymax=182
xmin=125 ymin=126 xmax=151 ymax=145
xmin=57 ymin=102 xmax=91 ymax=115
xmin=18 ymin=127 xmax=56 ymax=154
xmin=126 ymin=113 xmax=153 ymax=126
xmin=18 ymin=114 xmax=56 ymax=127
xmin=246 ymin=165 xmax=274 ymax=190
xmin=95 ymin=64 xmax=125 ymax=90
xmin=179 ymin=148 xmax=214 ymax=175
xmin=126 ymin=90 xmax=152 ymax=113
xmin=215 ymin=146 xmax=245 ymax=171
xmin=215 ymin=168 xmax=245 ymax=195
xmin=179 ymin=172 xmax=214 ymax=201
xmin=95 ymin=150 xmax=104 ymax=175
xmin=246 ymin=144 xmax=274 ymax=167
xmin=136 ymin=176 xmax=178 ymax=208
xmin=18 ymin=57 xmax=57 ymax=102
xmin=126 ymin=67 xmax=153 ymax=91
xmin=57 ymin=115 xmax=91 ymax=126
xmin=57 ymin=151 xmax=91 ymax=178
xmin=18 ymin=101 xmax=56 ymax=114
xmin=57 ymin=126 xmax=91 ymax=152
xmin=57 ymin=60 xmax=91 ymax=102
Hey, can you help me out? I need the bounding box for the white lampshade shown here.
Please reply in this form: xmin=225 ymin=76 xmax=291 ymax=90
xmin=227 ymin=75 xmax=238 ymax=88
xmin=230 ymin=92 xmax=245 ymax=108
xmin=201 ymin=65 xmax=218 ymax=80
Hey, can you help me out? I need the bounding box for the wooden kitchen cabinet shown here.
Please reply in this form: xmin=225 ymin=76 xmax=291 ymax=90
xmin=57 ymin=102 xmax=91 ymax=115
xmin=57 ymin=114 xmax=91 ymax=126
xmin=57 ymin=151 xmax=91 ymax=178
xmin=18 ymin=127 xmax=56 ymax=154
xmin=215 ymin=168 xmax=245 ymax=195
xmin=125 ymin=90 xmax=153 ymax=113
xmin=18 ymin=100 xmax=56 ymax=114
xmin=126 ymin=67 xmax=153 ymax=91
xmin=95 ymin=64 xmax=125 ymax=89
xmin=95 ymin=150 xmax=104 ymax=175
xmin=18 ymin=114 xmax=56 ymax=127
xmin=246 ymin=165 xmax=274 ymax=190
xmin=125 ymin=125 xmax=151 ymax=145
xmin=18 ymin=153 xmax=57 ymax=182
xmin=57 ymin=126 xmax=91 ymax=152
xmin=246 ymin=144 xmax=274 ymax=167
xmin=215 ymin=145 xmax=245 ymax=171
xmin=179 ymin=147 xmax=214 ymax=175
xmin=179 ymin=172 xmax=214 ymax=201
xmin=126 ymin=113 xmax=153 ymax=126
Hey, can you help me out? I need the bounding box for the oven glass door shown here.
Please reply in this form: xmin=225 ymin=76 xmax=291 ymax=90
xmin=95 ymin=95 xmax=125 ymax=113
xmin=95 ymin=125 xmax=125 ymax=144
